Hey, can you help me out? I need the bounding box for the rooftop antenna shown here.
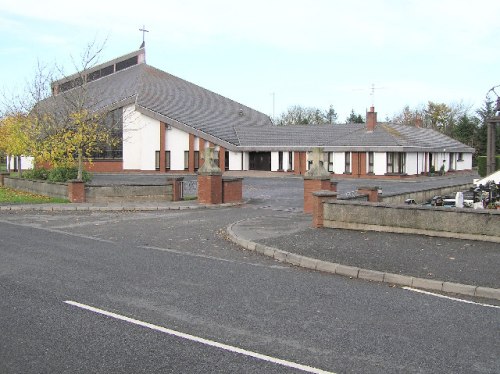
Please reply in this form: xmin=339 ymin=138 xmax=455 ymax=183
xmin=370 ymin=83 xmax=385 ymax=107
xmin=139 ymin=25 xmax=149 ymax=48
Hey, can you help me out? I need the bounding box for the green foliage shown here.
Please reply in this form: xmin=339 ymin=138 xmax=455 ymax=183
xmin=477 ymin=156 xmax=500 ymax=177
xmin=47 ymin=166 xmax=91 ymax=183
xmin=346 ymin=109 xmax=364 ymax=123
xmin=275 ymin=105 xmax=338 ymax=125
xmin=22 ymin=168 xmax=50 ymax=180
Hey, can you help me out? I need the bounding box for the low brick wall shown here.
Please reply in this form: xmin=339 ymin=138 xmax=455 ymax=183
xmin=3 ymin=177 xmax=68 ymax=199
xmin=222 ymin=177 xmax=243 ymax=203
xmin=381 ymin=183 xmax=473 ymax=204
xmin=2 ymin=176 xmax=176 ymax=203
xmin=322 ymin=200 xmax=500 ymax=242
xmin=85 ymin=183 xmax=174 ymax=203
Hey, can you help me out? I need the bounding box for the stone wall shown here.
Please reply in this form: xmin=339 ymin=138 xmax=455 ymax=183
xmin=3 ymin=177 xmax=68 ymax=199
xmin=85 ymin=184 xmax=174 ymax=203
xmin=381 ymin=183 xmax=473 ymax=204
xmin=321 ymin=200 xmax=500 ymax=242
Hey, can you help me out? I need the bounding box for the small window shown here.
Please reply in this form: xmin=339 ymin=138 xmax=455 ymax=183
xmin=184 ymin=151 xmax=189 ymax=170
xmin=278 ymin=152 xmax=283 ymax=171
xmin=328 ymin=152 xmax=333 ymax=172
xmin=368 ymin=152 xmax=374 ymax=173
xmin=194 ymin=151 xmax=199 ymax=170
xmin=344 ymin=152 xmax=351 ymax=173
xmin=225 ymin=150 xmax=229 ymax=171
xmin=457 ymin=152 xmax=464 ymax=161
xmin=166 ymin=151 xmax=170 ymax=170
xmin=155 ymin=151 xmax=160 ymax=170
xmin=288 ymin=152 xmax=293 ymax=170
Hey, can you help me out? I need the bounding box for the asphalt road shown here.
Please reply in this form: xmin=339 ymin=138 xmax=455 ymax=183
xmin=1 ymin=175 xmax=499 ymax=373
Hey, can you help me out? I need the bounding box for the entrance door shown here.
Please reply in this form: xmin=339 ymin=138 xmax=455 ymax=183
xmin=249 ymin=152 xmax=271 ymax=171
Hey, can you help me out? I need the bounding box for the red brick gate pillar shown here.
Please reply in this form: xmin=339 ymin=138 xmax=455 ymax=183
xmin=67 ymin=180 xmax=86 ymax=203
xmin=312 ymin=190 xmax=337 ymax=228
xmin=197 ymin=147 xmax=222 ymax=205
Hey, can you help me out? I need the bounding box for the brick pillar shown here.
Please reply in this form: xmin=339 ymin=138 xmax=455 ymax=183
xmin=303 ymin=177 xmax=331 ymax=213
xmin=169 ymin=177 xmax=184 ymax=201
xmin=160 ymin=122 xmax=166 ymax=172
xmin=312 ymin=190 xmax=337 ymax=228
xmin=67 ymin=180 xmax=85 ymax=203
xmin=219 ymin=146 xmax=226 ymax=172
xmin=0 ymin=172 xmax=10 ymax=187
xmin=198 ymin=173 xmax=222 ymax=204
xmin=357 ymin=186 xmax=380 ymax=202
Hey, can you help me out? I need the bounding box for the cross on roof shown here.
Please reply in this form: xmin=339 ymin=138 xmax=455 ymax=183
xmin=139 ymin=25 xmax=149 ymax=48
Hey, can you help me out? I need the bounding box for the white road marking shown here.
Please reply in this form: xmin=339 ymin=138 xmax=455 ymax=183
xmin=402 ymin=287 xmax=500 ymax=309
xmin=64 ymin=300 xmax=335 ymax=374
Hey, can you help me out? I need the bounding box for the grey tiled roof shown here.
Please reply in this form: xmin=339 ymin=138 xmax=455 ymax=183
xmin=39 ymin=56 xmax=473 ymax=153
xmin=235 ymin=123 xmax=474 ymax=152
xmin=40 ymin=63 xmax=272 ymax=146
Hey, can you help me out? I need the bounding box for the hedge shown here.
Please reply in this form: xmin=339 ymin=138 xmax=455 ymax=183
xmin=477 ymin=156 xmax=500 ymax=177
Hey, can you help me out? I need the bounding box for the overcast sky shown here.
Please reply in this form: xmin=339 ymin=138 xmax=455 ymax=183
xmin=1 ymin=0 xmax=499 ymax=121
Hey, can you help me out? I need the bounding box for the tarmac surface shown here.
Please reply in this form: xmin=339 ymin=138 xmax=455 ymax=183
xmin=2 ymin=171 xmax=499 ymax=300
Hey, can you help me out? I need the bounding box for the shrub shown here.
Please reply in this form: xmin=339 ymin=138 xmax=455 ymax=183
xmin=477 ymin=156 xmax=500 ymax=177
xmin=47 ymin=167 xmax=92 ymax=183
xmin=22 ymin=168 xmax=50 ymax=180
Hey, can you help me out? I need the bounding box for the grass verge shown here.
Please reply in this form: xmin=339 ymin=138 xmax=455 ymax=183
xmin=0 ymin=186 xmax=68 ymax=204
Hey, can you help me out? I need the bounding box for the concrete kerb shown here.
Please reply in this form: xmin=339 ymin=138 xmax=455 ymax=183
xmin=225 ymin=219 xmax=500 ymax=302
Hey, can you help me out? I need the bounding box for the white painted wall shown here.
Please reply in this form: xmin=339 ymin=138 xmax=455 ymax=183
xmin=123 ymin=106 xmax=159 ymax=170
xmin=332 ymin=152 xmax=346 ymax=174
xmin=406 ymin=153 xmax=418 ymax=175
xmin=166 ymin=127 xmax=189 ymax=170
xmin=457 ymin=153 xmax=473 ymax=170
xmin=7 ymin=155 xmax=34 ymax=171
xmin=373 ymin=152 xmax=386 ymax=175
xmin=271 ymin=152 xmax=279 ymax=171
xmin=228 ymin=151 xmax=242 ymax=170
xmin=242 ymin=152 xmax=249 ymax=170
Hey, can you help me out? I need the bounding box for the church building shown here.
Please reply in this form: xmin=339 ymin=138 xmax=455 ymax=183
xmin=43 ymin=47 xmax=474 ymax=178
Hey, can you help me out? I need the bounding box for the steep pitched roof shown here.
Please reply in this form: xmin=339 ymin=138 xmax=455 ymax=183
xmin=41 ymin=61 xmax=272 ymax=147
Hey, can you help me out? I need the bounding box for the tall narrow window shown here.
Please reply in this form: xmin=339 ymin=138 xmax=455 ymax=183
xmin=368 ymin=152 xmax=374 ymax=174
xmin=184 ymin=151 xmax=189 ymax=170
xmin=278 ymin=151 xmax=283 ymax=171
xmin=288 ymin=152 xmax=293 ymax=171
xmin=194 ymin=151 xmax=199 ymax=171
xmin=166 ymin=151 xmax=171 ymax=170
xmin=155 ymin=151 xmax=160 ymax=170
xmin=225 ymin=150 xmax=229 ymax=170
xmin=328 ymin=152 xmax=334 ymax=172
xmin=344 ymin=152 xmax=351 ymax=173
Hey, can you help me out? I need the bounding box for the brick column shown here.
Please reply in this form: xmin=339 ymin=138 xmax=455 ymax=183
xmin=303 ymin=177 xmax=331 ymax=213
xmin=67 ymin=180 xmax=85 ymax=203
xmin=169 ymin=176 xmax=184 ymax=201
xmin=219 ymin=146 xmax=226 ymax=171
xmin=357 ymin=186 xmax=381 ymax=202
xmin=160 ymin=122 xmax=166 ymax=171
xmin=312 ymin=190 xmax=337 ymax=228
xmin=198 ymin=173 xmax=222 ymax=204
xmin=0 ymin=172 xmax=10 ymax=187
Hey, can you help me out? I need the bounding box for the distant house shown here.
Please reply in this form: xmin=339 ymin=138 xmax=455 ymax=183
xmin=39 ymin=47 xmax=474 ymax=177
